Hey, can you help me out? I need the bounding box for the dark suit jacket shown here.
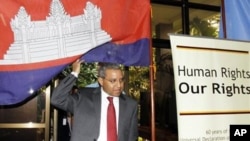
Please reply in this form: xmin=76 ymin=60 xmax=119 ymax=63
xmin=51 ymin=74 xmax=138 ymax=141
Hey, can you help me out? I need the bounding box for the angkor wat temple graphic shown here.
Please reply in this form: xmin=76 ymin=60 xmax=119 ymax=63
xmin=0 ymin=0 xmax=111 ymax=64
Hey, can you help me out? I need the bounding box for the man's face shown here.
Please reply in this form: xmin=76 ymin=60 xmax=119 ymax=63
xmin=98 ymin=69 xmax=124 ymax=97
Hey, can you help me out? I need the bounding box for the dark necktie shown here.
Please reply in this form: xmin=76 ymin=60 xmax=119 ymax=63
xmin=107 ymin=97 xmax=117 ymax=141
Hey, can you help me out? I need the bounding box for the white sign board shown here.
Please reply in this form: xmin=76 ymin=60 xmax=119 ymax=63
xmin=170 ymin=34 xmax=250 ymax=141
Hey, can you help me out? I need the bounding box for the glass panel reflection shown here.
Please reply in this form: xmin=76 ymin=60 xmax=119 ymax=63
xmin=151 ymin=4 xmax=182 ymax=39
xmin=189 ymin=0 xmax=221 ymax=6
xmin=189 ymin=9 xmax=220 ymax=37
xmin=0 ymin=91 xmax=46 ymax=123
xmin=0 ymin=128 xmax=44 ymax=141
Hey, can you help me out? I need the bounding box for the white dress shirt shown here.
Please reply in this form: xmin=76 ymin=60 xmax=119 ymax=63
xmin=97 ymin=88 xmax=119 ymax=141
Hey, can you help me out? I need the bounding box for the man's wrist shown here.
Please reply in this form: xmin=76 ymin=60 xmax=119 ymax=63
xmin=71 ymin=72 xmax=79 ymax=78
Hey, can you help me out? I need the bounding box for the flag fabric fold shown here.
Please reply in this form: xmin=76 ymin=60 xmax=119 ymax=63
xmin=0 ymin=0 xmax=150 ymax=105
xmin=219 ymin=0 xmax=250 ymax=41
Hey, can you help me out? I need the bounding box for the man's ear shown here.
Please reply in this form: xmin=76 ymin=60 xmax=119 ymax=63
xmin=97 ymin=77 xmax=103 ymax=86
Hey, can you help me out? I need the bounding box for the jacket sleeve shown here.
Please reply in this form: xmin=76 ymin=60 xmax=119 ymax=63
xmin=51 ymin=74 xmax=78 ymax=113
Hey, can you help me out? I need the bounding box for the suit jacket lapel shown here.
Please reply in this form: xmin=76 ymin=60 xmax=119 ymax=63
xmin=118 ymin=94 xmax=127 ymax=139
xmin=92 ymin=89 xmax=127 ymax=140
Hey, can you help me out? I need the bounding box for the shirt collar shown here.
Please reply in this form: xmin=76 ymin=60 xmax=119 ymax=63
xmin=101 ymin=88 xmax=119 ymax=101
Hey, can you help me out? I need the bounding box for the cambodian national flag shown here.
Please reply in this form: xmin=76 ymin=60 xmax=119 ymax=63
xmin=0 ymin=0 xmax=151 ymax=105
xmin=219 ymin=0 xmax=250 ymax=41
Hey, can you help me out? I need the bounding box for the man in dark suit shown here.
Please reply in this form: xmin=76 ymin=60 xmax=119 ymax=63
xmin=51 ymin=60 xmax=138 ymax=141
